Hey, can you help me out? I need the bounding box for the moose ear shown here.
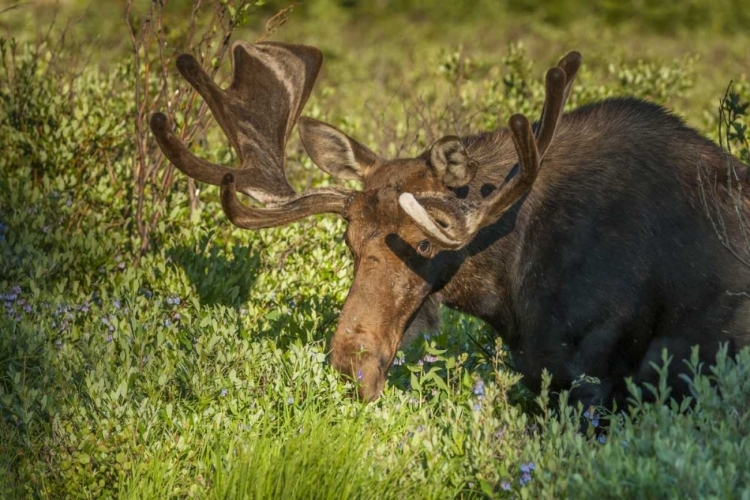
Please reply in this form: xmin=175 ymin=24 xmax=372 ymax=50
xmin=429 ymin=136 xmax=478 ymax=188
xmin=298 ymin=117 xmax=380 ymax=182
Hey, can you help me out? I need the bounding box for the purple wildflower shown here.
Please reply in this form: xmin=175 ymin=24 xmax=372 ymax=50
xmin=113 ymin=298 xmax=121 ymax=309
xmin=473 ymin=379 xmax=485 ymax=397
xmin=423 ymin=354 xmax=438 ymax=363
xmin=520 ymin=472 xmax=532 ymax=486
xmin=357 ymin=369 xmax=364 ymax=381
xmin=501 ymin=481 xmax=511 ymax=491
xmin=598 ymin=434 xmax=607 ymax=444
xmin=520 ymin=462 xmax=535 ymax=473
xmin=584 ymin=408 xmax=600 ymax=428
xmin=106 ymin=334 xmax=113 ymax=343
xmin=118 ymin=262 xmax=125 ymax=270
xmin=392 ymin=356 xmax=405 ymax=366
xmin=164 ymin=319 xmax=172 ymax=327
xmin=220 ymin=388 xmax=228 ymax=397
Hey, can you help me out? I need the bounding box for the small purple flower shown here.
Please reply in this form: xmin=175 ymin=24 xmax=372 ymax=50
xmin=118 ymin=262 xmax=125 ymax=270
xmin=495 ymin=427 xmax=505 ymax=439
xmin=472 ymin=401 xmax=482 ymax=412
xmin=220 ymin=388 xmax=228 ymax=397
xmin=520 ymin=472 xmax=532 ymax=486
xmin=392 ymin=356 xmax=405 ymax=366
xmin=164 ymin=319 xmax=172 ymax=327
xmin=472 ymin=379 xmax=485 ymax=397
xmin=173 ymin=312 xmax=181 ymax=321
xmin=11 ymin=286 xmax=21 ymax=294
xmin=423 ymin=354 xmax=438 ymax=363
xmin=286 ymin=396 xmax=294 ymax=405
xmin=520 ymin=462 xmax=535 ymax=473
xmin=598 ymin=434 xmax=607 ymax=444
xmin=584 ymin=408 xmax=600 ymax=428
xmin=501 ymin=481 xmax=511 ymax=491
xmin=113 ymin=298 xmax=121 ymax=309
xmin=106 ymin=334 xmax=113 ymax=343
xmin=144 ymin=290 xmax=152 ymax=299
xmin=357 ymin=369 xmax=364 ymax=381
xmin=23 ymin=303 xmax=32 ymax=313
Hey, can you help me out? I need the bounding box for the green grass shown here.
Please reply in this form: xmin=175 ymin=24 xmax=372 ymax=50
xmin=2 ymin=1 xmax=750 ymax=498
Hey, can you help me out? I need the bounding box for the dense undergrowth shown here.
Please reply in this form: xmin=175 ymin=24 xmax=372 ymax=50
xmin=2 ymin=1 xmax=750 ymax=498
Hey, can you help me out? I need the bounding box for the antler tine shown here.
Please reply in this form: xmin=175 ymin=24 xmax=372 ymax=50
xmin=220 ymin=174 xmax=348 ymax=230
xmin=151 ymin=41 xmax=354 ymax=228
xmin=557 ymin=50 xmax=582 ymax=105
xmin=482 ymin=114 xmax=540 ymax=222
xmin=534 ymin=67 xmax=566 ymax=159
xmin=150 ymin=112 xmax=257 ymax=192
xmin=534 ymin=51 xmax=582 ymax=158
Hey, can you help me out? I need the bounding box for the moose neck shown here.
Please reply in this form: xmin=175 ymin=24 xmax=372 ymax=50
xmin=435 ymin=129 xmax=531 ymax=344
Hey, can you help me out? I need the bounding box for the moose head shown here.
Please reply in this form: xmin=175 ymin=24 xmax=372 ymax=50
xmin=150 ymin=41 xmax=581 ymax=401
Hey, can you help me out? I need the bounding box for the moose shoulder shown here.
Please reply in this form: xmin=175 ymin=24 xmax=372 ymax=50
xmin=151 ymin=41 xmax=750 ymax=408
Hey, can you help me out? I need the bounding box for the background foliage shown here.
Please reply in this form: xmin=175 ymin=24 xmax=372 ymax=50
xmin=1 ymin=0 xmax=750 ymax=498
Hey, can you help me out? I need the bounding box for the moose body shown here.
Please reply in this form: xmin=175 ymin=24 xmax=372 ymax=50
xmin=418 ymin=98 xmax=750 ymax=406
xmin=151 ymin=41 xmax=750 ymax=408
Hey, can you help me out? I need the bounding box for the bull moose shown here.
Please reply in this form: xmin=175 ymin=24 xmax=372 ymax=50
xmin=150 ymin=41 xmax=750 ymax=408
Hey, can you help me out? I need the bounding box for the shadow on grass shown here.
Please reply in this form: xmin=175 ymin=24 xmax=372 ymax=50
xmin=168 ymin=241 xmax=261 ymax=309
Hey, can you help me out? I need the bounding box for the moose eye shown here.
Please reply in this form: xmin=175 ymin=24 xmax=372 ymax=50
xmin=416 ymin=240 xmax=431 ymax=255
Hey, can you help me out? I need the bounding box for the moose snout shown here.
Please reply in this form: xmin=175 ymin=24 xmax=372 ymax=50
xmin=329 ymin=328 xmax=393 ymax=401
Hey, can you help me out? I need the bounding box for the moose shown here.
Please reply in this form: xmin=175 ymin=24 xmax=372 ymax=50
xmin=150 ymin=41 xmax=750 ymax=408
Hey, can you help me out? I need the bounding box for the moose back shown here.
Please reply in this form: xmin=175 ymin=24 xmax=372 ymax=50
xmin=150 ymin=41 xmax=750 ymax=407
